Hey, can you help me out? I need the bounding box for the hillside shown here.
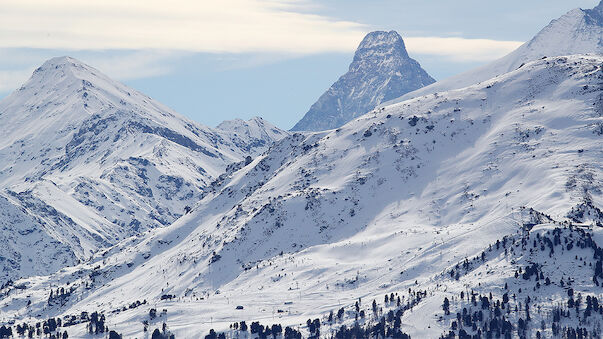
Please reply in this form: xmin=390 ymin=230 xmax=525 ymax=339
xmin=0 ymin=57 xmax=288 ymax=283
xmin=0 ymin=54 xmax=600 ymax=338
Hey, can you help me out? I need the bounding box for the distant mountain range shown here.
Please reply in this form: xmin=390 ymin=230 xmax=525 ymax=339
xmin=3 ymin=52 xmax=600 ymax=338
xmin=291 ymin=30 xmax=435 ymax=131
xmin=0 ymin=2 xmax=602 ymax=338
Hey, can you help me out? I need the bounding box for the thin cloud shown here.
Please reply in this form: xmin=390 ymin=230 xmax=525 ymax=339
xmin=0 ymin=0 xmax=367 ymax=54
xmin=405 ymin=37 xmax=524 ymax=62
xmin=0 ymin=0 xmax=526 ymax=92
xmin=0 ymin=1 xmax=523 ymax=62
xmin=85 ymin=52 xmax=178 ymax=81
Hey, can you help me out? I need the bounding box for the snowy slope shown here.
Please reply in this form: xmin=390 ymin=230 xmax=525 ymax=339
xmin=0 ymin=57 xmax=288 ymax=283
xmin=216 ymin=116 xmax=290 ymax=156
xmin=1 ymin=54 xmax=600 ymax=338
xmin=386 ymin=0 xmax=603 ymax=105
xmin=292 ymin=31 xmax=435 ymax=131
xmin=0 ymin=192 xmax=77 ymax=280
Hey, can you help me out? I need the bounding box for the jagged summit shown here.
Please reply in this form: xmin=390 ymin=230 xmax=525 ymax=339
xmin=355 ymin=30 xmax=409 ymax=57
xmin=351 ymin=31 xmax=410 ymax=71
xmin=291 ymin=30 xmax=434 ymax=131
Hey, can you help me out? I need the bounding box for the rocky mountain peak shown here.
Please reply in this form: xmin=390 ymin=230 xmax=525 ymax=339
xmin=356 ymin=30 xmax=408 ymax=56
xmin=291 ymin=30 xmax=434 ymax=131
xmin=29 ymin=56 xmax=97 ymax=84
xmin=216 ymin=116 xmax=290 ymax=155
xmin=350 ymin=30 xmax=411 ymax=73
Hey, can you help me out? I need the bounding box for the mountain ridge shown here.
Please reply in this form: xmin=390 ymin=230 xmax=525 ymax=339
xmin=386 ymin=0 xmax=603 ymax=105
xmin=0 ymin=3 xmax=602 ymax=337
xmin=0 ymin=56 xmax=289 ymax=283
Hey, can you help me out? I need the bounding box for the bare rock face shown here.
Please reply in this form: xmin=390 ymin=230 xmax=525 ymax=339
xmin=291 ymin=30 xmax=435 ymax=131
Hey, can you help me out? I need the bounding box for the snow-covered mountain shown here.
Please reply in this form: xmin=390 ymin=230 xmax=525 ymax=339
xmin=291 ymin=31 xmax=435 ymax=132
xmin=1 ymin=54 xmax=600 ymax=338
xmin=0 ymin=56 xmax=288 ymax=283
xmin=387 ymin=0 xmax=603 ymax=105
xmin=216 ymin=116 xmax=290 ymax=155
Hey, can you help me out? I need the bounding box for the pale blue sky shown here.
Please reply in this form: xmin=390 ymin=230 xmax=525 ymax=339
xmin=0 ymin=0 xmax=599 ymax=129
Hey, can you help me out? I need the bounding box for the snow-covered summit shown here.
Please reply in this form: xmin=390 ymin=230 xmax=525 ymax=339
xmin=388 ymin=1 xmax=603 ymax=104
xmin=36 ymin=56 xmax=92 ymax=74
xmin=215 ymin=116 xmax=290 ymax=156
xmin=217 ymin=116 xmax=289 ymax=145
xmin=291 ymin=30 xmax=434 ymax=131
xmin=519 ymin=0 xmax=603 ymax=64
xmin=0 ymin=56 xmax=287 ymax=283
